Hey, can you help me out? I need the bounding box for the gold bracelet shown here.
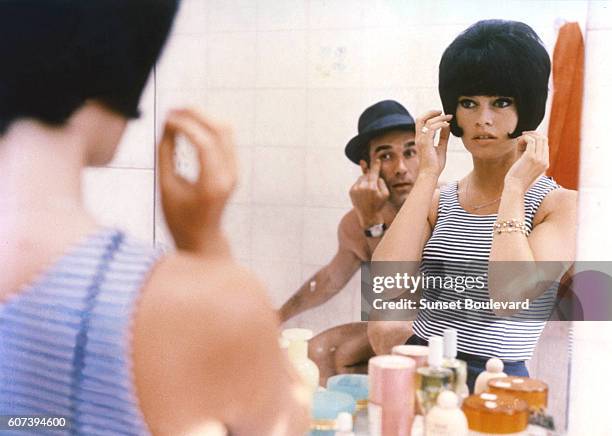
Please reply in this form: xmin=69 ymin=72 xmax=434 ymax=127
xmin=493 ymin=218 xmax=528 ymax=236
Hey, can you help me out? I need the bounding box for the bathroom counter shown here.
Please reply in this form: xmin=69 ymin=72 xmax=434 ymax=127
xmin=352 ymin=412 xmax=423 ymax=435
xmin=352 ymin=411 xmax=559 ymax=435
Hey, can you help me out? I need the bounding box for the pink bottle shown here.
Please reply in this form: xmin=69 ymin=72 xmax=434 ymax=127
xmin=368 ymin=355 xmax=416 ymax=436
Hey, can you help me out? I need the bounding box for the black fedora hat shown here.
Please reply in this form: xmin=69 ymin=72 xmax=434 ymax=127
xmin=344 ymin=100 xmax=415 ymax=164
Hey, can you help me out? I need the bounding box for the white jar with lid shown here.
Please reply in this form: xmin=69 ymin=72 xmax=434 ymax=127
xmin=425 ymin=390 xmax=468 ymax=436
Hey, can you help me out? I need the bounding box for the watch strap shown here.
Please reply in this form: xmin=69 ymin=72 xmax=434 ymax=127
xmin=364 ymin=223 xmax=387 ymax=238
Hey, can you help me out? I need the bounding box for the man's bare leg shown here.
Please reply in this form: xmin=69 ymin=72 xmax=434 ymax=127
xmin=308 ymin=322 xmax=374 ymax=386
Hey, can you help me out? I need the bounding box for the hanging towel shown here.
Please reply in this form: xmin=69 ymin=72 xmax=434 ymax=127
xmin=546 ymin=22 xmax=584 ymax=190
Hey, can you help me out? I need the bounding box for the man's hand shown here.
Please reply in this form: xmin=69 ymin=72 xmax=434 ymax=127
xmin=158 ymin=108 xmax=236 ymax=256
xmin=350 ymin=159 xmax=389 ymax=228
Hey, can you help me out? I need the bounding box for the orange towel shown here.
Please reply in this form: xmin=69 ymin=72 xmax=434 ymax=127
xmin=546 ymin=22 xmax=584 ymax=190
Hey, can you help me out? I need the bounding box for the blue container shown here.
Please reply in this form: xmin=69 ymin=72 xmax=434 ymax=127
xmin=310 ymin=390 xmax=356 ymax=436
xmin=326 ymin=374 xmax=369 ymax=411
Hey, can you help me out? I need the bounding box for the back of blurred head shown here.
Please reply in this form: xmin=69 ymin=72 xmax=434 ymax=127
xmin=0 ymin=0 xmax=179 ymax=135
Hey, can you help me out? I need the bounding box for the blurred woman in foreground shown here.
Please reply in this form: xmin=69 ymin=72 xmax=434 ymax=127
xmin=0 ymin=1 xmax=308 ymax=434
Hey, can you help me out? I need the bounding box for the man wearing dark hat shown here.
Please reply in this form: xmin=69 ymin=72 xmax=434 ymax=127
xmin=278 ymin=100 xmax=419 ymax=382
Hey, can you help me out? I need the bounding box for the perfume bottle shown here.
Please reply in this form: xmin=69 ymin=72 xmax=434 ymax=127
xmin=416 ymin=336 xmax=453 ymax=415
xmin=441 ymin=328 xmax=469 ymax=401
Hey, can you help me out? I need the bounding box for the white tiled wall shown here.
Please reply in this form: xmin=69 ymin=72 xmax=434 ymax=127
xmin=83 ymin=167 xmax=155 ymax=243
xmin=81 ymin=0 xmax=612 ymax=432
xmin=569 ymin=2 xmax=612 ymax=435
xmin=255 ymin=89 xmax=308 ymax=147
xmin=146 ymin=0 xmax=590 ymax=326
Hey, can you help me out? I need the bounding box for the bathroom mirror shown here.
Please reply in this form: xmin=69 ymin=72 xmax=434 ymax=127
xmin=82 ymin=1 xmax=592 ymax=432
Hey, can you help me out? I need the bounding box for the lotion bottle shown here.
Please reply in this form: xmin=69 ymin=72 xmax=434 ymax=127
xmin=282 ymin=328 xmax=320 ymax=395
xmin=425 ymin=390 xmax=468 ymax=436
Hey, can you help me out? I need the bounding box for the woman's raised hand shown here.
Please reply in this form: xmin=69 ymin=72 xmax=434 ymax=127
xmin=158 ymin=108 xmax=237 ymax=255
xmin=415 ymin=110 xmax=452 ymax=178
xmin=504 ymin=130 xmax=550 ymax=193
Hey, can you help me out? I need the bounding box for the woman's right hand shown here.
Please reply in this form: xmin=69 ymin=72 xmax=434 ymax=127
xmin=415 ymin=110 xmax=452 ymax=178
xmin=158 ymin=108 xmax=237 ymax=255
xmin=504 ymin=130 xmax=550 ymax=193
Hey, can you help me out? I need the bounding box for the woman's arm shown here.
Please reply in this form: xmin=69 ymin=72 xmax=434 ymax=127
xmin=372 ymin=172 xmax=437 ymax=262
xmin=373 ymin=110 xmax=451 ymax=264
xmin=150 ymin=109 xmax=309 ymax=433
xmin=134 ymin=257 xmax=310 ymax=435
xmin=489 ymin=132 xmax=577 ymax=312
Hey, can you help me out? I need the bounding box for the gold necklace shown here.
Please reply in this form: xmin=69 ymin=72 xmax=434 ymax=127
xmin=465 ymin=177 xmax=501 ymax=211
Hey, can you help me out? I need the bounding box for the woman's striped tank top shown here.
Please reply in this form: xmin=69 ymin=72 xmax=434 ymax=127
xmin=0 ymin=228 xmax=158 ymax=435
xmin=413 ymin=176 xmax=560 ymax=361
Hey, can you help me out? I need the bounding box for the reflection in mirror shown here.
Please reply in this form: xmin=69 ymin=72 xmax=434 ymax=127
xmin=85 ymin=0 xmax=604 ymax=433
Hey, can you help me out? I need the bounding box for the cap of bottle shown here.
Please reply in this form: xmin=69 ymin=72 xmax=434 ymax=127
xmin=428 ymin=336 xmax=444 ymax=367
xmin=282 ymin=328 xmax=313 ymax=361
xmin=335 ymin=412 xmax=353 ymax=432
xmin=486 ymin=357 xmax=505 ymax=373
xmin=282 ymin=328 xmax=314 ymax=342
xmin=443 ymin=328 xmax=457 ymax=359
xmin=437 ymin=390 xmax=459 ymax=409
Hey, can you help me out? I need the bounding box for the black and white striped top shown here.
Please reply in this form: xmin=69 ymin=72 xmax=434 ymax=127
xmin=413 ymin=176 xmax=560 ymax=361
xmin=0 ymin=228 xmax=158 ymax=435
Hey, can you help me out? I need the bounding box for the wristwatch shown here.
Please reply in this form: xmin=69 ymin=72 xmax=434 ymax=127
xmin=364 ymin=223 xmax=387 ymax=238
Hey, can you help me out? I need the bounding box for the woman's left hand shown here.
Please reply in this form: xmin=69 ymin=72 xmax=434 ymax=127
xmin=504 ymin=131 xmax=549 ymax=193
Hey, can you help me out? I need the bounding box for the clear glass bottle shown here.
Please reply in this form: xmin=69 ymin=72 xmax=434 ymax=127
xmin=416 ymin=336 xmax=453 ymax=415
xmin=441 ymin=328 xmax=469 ymax=401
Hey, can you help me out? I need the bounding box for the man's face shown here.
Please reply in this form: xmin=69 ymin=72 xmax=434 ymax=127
xmin=367 ymin=129 xmax=418 ymax=207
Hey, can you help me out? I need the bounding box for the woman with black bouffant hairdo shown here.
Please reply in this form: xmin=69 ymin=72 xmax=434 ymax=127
xmin=0 ymin=2 xmax=309 ymax=434
xmin=372 ymin=20 xmax=577 ymax=392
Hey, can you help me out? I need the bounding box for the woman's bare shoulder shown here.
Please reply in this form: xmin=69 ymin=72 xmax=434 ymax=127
xmin=541 ymin=186 xmax=577 ymax=211
xmin=131 ymin=253 xmax=282 ymax=432
xmin=141 ymin=253 xmax=272 ymax=321
xmin=535 ymin=187 xmax=577 ymax=224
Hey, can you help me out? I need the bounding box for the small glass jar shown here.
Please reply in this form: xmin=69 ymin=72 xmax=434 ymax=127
xmin=462 ymin=392 xmax=529 ymax=435
xmin=487 ymin=376 xmax=548 ymax=414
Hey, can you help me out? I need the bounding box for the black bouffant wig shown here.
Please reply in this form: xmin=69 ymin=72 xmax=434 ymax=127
xmin=0 ymin=0 xmax=179 ymax=135
xmin=438 ymin=20 xmax=551 ymax=138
